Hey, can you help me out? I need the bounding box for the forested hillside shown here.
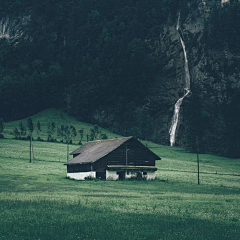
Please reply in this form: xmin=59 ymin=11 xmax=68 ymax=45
xmin=0 ymin=0 xmax=172 ymax=136
xmin=0 ymin=0 xmax=240 ymax=157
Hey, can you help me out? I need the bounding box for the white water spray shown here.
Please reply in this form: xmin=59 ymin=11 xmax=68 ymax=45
xmin=169 ymin=13 xmax=191 ymax=146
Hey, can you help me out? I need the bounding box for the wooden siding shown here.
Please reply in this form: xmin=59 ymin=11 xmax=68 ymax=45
xmin=93 ymin=138 xmax=156 ymax=171
xmin=107 ymin=138 xmax=156 ymax=166
xmin=93 ymin=158 xmax=107 ymax=172
xmin=67 ymin=164 xmax=93 ymax=173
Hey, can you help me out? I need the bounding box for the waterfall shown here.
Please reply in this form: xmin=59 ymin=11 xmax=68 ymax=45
xmin=169 ymin=13 xmax=191 ymax=146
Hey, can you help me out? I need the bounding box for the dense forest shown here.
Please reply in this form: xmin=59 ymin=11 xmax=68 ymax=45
xmin=0 ymin=0 xmax=172 ymax=132
xmin=0 ymin=0 xmax=240 ymax=157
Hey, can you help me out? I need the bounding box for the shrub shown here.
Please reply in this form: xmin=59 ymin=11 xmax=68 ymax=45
xmin=84 ymin=176 xmax=95 ymax=180
xmin=101 ymin=133 xmax=108 ymax=139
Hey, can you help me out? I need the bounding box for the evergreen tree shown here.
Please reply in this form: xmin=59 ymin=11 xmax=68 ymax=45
xmin=78 ymin=128 xmax=84 ymax=144
xmin=13 ymin=127 xmax=20 ymax=139
xmin=70 ymin=125 xmax=77 ymax=143
xmin=0 ymin=118 xmax=5 ymax=138
xmin=19 ymin=122 xmax=26 ymax=138
xmin=64 ymin=125 xmax=71 ymax=161
xmin=37 ymin=120 xmax=41 ymax=139
xmin=57 ymin=124 xmax=65 ymax=142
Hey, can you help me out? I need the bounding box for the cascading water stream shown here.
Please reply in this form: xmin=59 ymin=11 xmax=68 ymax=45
xmin=169 ymin=13 xmax=191 ymax=146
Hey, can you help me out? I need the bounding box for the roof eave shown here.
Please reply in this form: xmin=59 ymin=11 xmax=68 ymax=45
xmin=64 ymin=161 xmax=94 ymax=165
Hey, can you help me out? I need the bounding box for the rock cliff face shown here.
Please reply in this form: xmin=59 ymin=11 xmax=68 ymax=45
xmin=148 ymin=0 xmax=240 ymax=146
xmin=0 ymin=15 xmax=30 ymax=41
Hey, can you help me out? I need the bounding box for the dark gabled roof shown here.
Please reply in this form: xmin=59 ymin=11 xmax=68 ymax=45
xmin=64 ymin=136 xmax=161 ymax=165
xmin=70 ymin=141 xmax=101 ymax=155
xmin=65 ymin=137 xmax=133 ymax=165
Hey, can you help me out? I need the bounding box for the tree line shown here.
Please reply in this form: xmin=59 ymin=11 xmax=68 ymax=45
xmin=10 ymin=119 xmax=108 ymax=144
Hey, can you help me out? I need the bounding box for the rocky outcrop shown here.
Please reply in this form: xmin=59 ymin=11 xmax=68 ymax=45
xmin=0 ymin=15 xmax=31 ymax=42
xmin=147 ymin=0 xmax=240 ymax=146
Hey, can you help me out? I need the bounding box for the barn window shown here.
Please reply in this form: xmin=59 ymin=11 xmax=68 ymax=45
xmin=143 ymin=172 xmax=147 ymax=175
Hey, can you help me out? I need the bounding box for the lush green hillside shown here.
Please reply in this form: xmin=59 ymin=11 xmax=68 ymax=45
xmin=2 ymin=108 xmax=121 ymax=143
xmin=0 ymin=134 xmax=240 ymax=239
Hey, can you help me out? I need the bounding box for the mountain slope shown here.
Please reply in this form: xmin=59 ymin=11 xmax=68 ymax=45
xmin=0 ymin=0 xmax=240 ymax=157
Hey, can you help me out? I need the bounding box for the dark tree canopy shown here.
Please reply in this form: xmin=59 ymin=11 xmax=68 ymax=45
xmin=1 ymin=0 xmax=240 ymax=157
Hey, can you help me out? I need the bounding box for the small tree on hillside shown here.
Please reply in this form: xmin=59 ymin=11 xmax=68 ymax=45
xmin=37 ymin=120 xmax=41 ymax=139
xmin=101 ymin=133 xmax=108 ymax=139
xmin=57 ymin=124 xmax=65 ymax=142
xmin=0 ymin=118 xmax=5 ymax=138
xmin=47 ymin=122 xmax=52 ymax=140
xmin=64 ymin=125 xmax=71 ymax=162
xmin=47 ymin=121 xmax=56 ymax=141
xmin=78 ymin=128 xmax=84 ymax=145
xmin=89 ymin=125 xmax=101 ymax=141
xmin=19 ymin=122 xmax=26 ymax=139
xmin=51 ymin=122 xmax=56 ymax=134
xmin=13 ymin=127 xmax=20 ymax=139
xmin=70 ymin=125 xmax=77 ymax=143
xmin=27 ymin=117 xmax=34 ymax=163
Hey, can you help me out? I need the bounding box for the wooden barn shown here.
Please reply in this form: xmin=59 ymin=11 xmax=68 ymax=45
xmin=64 ymin=136 xmax=161 ymax=180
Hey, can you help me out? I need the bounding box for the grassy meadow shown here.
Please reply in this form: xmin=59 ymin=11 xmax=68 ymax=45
xmin=2 ymin=108 xmax=121 ymax=142
xmin=0 ymin=109 xmax=240 ymax=239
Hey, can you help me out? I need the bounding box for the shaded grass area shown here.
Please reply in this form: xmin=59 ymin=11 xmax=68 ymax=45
xmin=1 ymin=138 xmax=240 ymax=239
xmin=1 ymin=199 xmax=239 ymax=240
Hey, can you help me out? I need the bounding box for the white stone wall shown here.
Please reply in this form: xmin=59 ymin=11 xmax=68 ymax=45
xmin=126 ymin=171 xmax=156 ymax=180
xmin=67 ymin=170 xmax=156 ymax=181
xmin=146 ymin=171 xmax=156 ymax=180
xmin=106 ymin=170 xmax=119 ymax=180
xmin=125 ymin=171 xmax=137 ymax=179
xmin=67 ymin=171 xmax=96 ymax=180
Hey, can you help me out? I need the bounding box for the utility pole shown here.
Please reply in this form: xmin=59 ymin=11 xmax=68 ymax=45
xmin=196 ymin=136 xmax=200 ymax=185
xmin=67 ymin=139 xmax=69 ymax=162
xmin=29 ymin=134 xmax=31 ymax=163
xmin=27 ymin=117 xmax=34 ymax=163
xmin=125 ymin=145 xmax=128 ymax=166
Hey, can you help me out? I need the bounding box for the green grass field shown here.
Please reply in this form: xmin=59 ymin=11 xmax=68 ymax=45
xmin=0 ymin=109 xmax=240 ymax=239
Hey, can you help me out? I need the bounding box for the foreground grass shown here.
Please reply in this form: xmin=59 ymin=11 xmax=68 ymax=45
xmin=0 ymin=138 xmax=240 ymax=239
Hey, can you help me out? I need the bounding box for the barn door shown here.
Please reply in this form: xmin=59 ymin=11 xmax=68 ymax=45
xmin=118 ymin=171 xmax=125 ymax=180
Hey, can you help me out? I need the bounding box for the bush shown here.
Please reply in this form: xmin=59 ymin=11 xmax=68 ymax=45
xmin=101 ymin=133 xmax=108 ymax=139
xmin=20 ymin=137 xmax=28 ymax=140
xmin=84 ymin=176 xmax=95 ymax=180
